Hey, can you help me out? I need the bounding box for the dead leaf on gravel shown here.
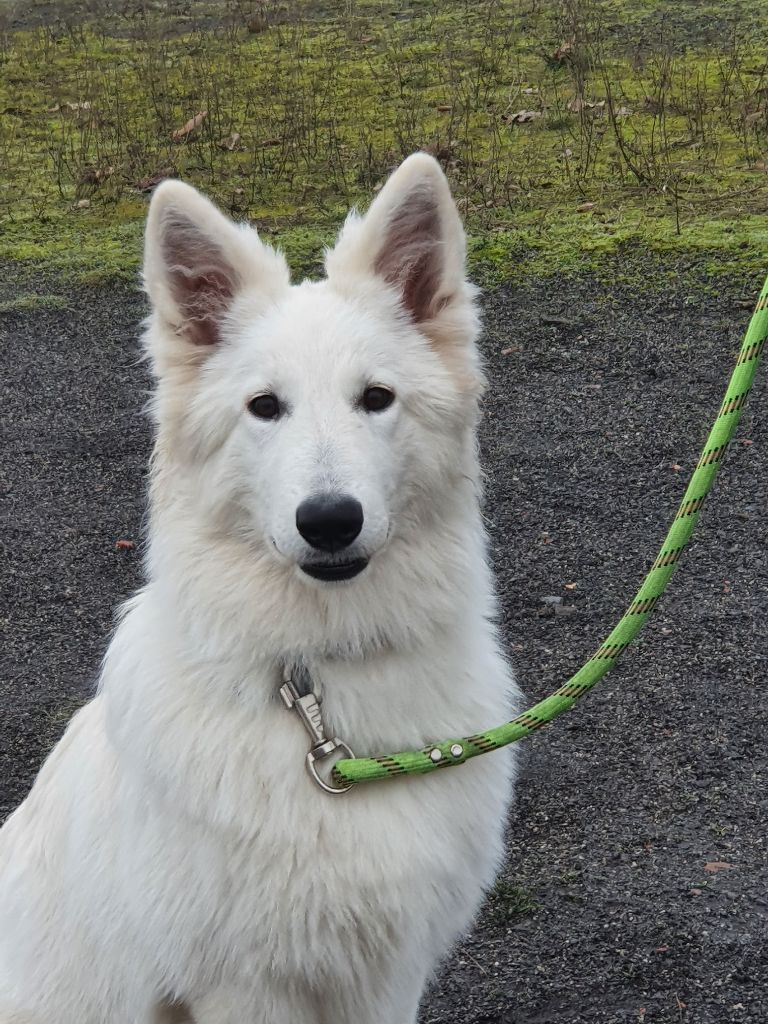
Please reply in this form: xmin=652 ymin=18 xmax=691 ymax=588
xmin=670 ymin=462 xmax=683 ymax=472
xmin=564 ymin=582 xmax=577 ymax=590
xmin=704 ymin=860 xmax=733 ymax=873
xmin=115 ymin=539 xmax=135 ymax=550
xmin=690 ymin=887 xmax=703 ymax=895
xmin=500 ymin=346 xmax=520 ymax=355
xmin=172 ymin=111 xmax=207 ymax=142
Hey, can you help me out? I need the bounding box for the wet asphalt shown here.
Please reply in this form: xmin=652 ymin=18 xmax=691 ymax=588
xmin=1 ymin=260 xmax=766 ymax=1023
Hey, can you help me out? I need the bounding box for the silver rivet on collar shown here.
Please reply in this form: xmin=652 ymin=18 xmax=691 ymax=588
xmin=450 ymin=743 xmax=464 ymax=758
xmin=429 ymin=747 xmax=442 ymax=763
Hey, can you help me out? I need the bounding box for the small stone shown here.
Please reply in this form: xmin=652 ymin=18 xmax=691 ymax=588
xmin=553 ymin=603 xmax=577 ymax=616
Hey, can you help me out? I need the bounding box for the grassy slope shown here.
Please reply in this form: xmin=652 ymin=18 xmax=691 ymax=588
xmin=1 ymin=0 xmax=768 ymax=291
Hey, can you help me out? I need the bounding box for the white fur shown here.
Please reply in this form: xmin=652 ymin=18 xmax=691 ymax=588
xmin=0 ymin=153 xmax=519 ymax=1024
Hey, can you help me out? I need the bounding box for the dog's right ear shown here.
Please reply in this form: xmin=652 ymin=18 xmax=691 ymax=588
xmin=143 ymin=181 xmax=289 ymax=367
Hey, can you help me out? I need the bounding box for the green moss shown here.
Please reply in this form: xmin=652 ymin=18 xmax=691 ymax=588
xmin=488 ymin=879 xmax=539 ymax=924
xmin=0 ymin=292 xmax=69 ymax=313
xmin=1 ymin=0 xmax=768 ymax=285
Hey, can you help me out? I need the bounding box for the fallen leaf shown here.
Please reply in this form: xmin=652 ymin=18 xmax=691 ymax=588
xmin=172 ymin=110 xmax=207 ymax=142
xmin=551 ymin=39 xmax=574 ymax=62
xmin=504 ymin=109 xmax=542 ymax=125
xmin=690 ymin=887 xmax=703 ymax=896
xmin=79 ymin=164 xmax=113 ymax=186
xmin=134 ymin=167 xmax=177 ymax=192
xmin=115 ymin=539 xmax=135 ymax=550
xmin=435 ymin=103 xmax=452 ymax=112
xmin=577 ymin=202 xmax=596 ymax=212
xmin=500 ymin=346 xmax=520 ymax=355
xmin=741 ymin=438 xmax=753 ymax=445
xmin=48 ymin=100 xmax=92 ymax=115
xmin=670 ymin=462 xmax=683 ymax=472
xmin=704 ymin=860 xmax=733 ymax=873
xmin=568 ymin=98 xmax=605 ymax=114
xmin=676 ymin=996 xmax=687 ymax=1011
xmin=75 ymin=198 xmax=91 ymax=209
xmin=564 ymin=582 xmax=577 ymax=590
xmin=655 ymin=945 xmax=669 ymax=953
xmin=217 ymin=132 xmax=242 ymax=151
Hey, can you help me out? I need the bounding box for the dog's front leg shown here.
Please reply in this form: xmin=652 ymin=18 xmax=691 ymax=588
xmin=152 ymin=1003 xmax=195 ymax=1024
xmin=188 ymin=988 xmax=322 ymax=1024
xmin=320 ymin=969 xmax=427 ymax=1024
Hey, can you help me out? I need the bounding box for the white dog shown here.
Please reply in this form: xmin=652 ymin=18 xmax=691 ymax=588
xmin=0 ymin=153 xmax=519 ymax=1023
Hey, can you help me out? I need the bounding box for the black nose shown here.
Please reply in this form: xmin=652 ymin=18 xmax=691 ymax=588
xmin=296 ymin=494 xmax=364 ymax=553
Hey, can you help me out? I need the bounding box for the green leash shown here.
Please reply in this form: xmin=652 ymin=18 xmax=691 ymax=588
xmin=331 ymin=274 xmax=768 ymax=788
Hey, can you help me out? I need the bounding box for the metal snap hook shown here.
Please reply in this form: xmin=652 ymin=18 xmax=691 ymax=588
xmin=280 ymin=671 xmax=355 ymax=796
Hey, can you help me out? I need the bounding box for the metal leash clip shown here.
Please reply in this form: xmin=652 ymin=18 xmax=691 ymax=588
xmin=279 ymin=666 xmax=355 ymax=795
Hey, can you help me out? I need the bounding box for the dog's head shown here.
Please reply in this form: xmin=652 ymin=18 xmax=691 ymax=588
xmin=143 ymin=154 xmax=484 ymax=629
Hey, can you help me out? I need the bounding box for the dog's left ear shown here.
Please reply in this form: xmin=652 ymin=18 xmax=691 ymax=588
xmin=326 ymin=153 xmax=476 ymax=340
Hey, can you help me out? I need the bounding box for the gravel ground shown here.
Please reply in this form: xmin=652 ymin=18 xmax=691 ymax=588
xmin=1 ymin=262 xmax=766 ymax=1023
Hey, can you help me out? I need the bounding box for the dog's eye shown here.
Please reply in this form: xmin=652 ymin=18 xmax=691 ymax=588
xmin=248 ymin=394 xmax=281 ymax=420
xmin=361 ymin=386 xmax=395 ymax=413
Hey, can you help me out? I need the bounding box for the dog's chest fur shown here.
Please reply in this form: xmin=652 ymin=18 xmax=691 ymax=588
xmin=91 ymin=587 xmax=515 ymax=989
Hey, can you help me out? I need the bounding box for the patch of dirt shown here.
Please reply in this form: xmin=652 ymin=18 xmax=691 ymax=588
xmin=1 ymin=262 xmax=766 ymax=1022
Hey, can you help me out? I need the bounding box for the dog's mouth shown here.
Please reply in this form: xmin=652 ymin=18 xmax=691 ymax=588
xmin=300 ymin=557 xmax=369 ymax=582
